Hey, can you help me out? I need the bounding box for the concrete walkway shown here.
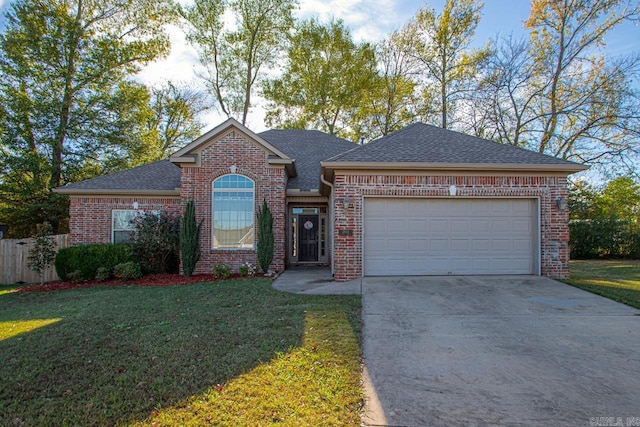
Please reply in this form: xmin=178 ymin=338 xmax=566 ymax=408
xmin=272 ymin=267 xmax=361 ymax=295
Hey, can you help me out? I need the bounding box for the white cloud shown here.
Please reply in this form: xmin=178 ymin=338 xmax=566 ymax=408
xmin=297 ymin=0 xmax=404 ymax=41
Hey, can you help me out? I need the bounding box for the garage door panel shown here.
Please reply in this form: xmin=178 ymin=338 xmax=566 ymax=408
xmin=471 ymin=220 xmax=490 ymax=232
xmin=408 ymin=239 xmax=428 ymax=251
xmin=451 ymin=239 xmax=470 ymax=251
xmin=513 ymin=239 xmax=532 ymax=251
xmin=387 ymin=239 xmax=408 ymax=251
xmin=513 ymin=220 xmax=531 ymax=232
xmin=492 ymin=239 xmax=511 ymax=251
xmin=364 ymin=198 xmax=537 ymax=276
xmin=430 ymin=239 xmax=449 ymax=252
xmin=473 ymin=239 xmax=491 ymax=251
xmin=450 ymin=220 xmax=470 ymax=232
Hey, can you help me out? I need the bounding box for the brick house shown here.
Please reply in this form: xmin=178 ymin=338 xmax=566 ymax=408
xmin=55 ymin=118 xmax=586 ymax=281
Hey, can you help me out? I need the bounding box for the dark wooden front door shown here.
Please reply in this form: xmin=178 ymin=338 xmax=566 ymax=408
xmin=298 ymin=215 xmax=319 ymax=262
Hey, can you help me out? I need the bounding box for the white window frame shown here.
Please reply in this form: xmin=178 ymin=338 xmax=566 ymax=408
xmin=212 ymin=174 xmax=255 ymax=250
xmin=112 ymin=209 xmax=138 ymax=244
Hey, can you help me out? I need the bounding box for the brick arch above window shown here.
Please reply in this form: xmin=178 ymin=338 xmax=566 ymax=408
xmin=206 ymin=167 xmax=259 ymax=184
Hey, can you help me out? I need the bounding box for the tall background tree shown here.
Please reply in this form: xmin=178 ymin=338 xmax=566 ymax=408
xmin=0 ymin=0 xmax=176 ymax=237
xmin=400 ymin=0 xmax=490 ymax=129
xmin=526 ymin=0 xmax=640 ymax=164
xmin=263 ymin=19 xmax=377 ymax=141
xmin=180 ymin=0 xmax=297 ymax=125
xmin=142 ymin=82 xmax=206 ymax=160
xmin=479 ymin=0 xmax=640 ymax=174
xmin=351 ymin=31 xmax=419 ymax=141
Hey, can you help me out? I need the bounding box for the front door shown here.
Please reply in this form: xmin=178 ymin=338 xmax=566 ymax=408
xmin=298 ymin=215 xmax=319 ymax=262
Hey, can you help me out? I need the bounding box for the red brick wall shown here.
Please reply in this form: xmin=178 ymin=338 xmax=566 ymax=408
xmin=332 ymin=173 xmax=571 ymax=281
xmin=180 ymin=129 xmax=287 ymax=274
xmin=68 ymin=196 xmax=182 ymax=245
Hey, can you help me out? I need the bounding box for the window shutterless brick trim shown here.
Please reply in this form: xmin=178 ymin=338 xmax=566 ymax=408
xmin=332 ymin=173 xmax=570 ymax=282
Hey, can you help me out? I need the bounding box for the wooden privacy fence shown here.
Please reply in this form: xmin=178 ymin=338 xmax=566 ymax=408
xmin=0 ymin=234 xmax=69 ymax=285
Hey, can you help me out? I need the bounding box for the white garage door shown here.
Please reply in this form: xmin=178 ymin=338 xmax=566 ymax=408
xmin=363 ymin=198 xmax=537 ymax=276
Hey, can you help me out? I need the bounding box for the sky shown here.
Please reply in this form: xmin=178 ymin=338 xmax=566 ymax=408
xmin=0 ymin=0 xmax=638 ymax=131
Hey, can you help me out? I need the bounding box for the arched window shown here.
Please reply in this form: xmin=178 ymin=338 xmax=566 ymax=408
xmin=212 ymin=174 xmax=255 ymax=249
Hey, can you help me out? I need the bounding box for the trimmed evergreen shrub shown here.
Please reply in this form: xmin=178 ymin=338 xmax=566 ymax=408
xmin=54 ymin=244 xmax=132 ymax=281
xmin=257 ymin=200 xmax=274 ymax=273
xmin=180 ymin=200 xmax=202 ymax=277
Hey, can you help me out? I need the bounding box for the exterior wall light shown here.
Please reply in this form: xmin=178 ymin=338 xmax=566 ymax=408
xmin=342 ymin=195 xmax=351 ymax=209
xmin=556 ymin=198 xmax=568 ymax=211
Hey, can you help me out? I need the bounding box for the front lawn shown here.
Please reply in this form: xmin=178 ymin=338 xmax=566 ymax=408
xmin=566 ymin=260 xmax=640 ymax=309
xmin=0 ymin=279 xmax=362 ymax=426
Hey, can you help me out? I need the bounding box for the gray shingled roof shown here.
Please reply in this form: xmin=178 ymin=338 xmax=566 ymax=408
xmin=259 ymin=129 xmax=356 ymax=191
xmin=326 ymin=122 xmax=580 ymax=166
xmin=59 ymin=160 xmax=181 ymax=191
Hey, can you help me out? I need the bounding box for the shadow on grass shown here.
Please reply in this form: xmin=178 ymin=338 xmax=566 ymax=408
xmin=0 ymin=279 xmax=362 ymax=426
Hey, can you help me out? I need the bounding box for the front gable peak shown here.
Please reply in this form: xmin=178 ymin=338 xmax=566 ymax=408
xmin=170 ymin=118 xmax=293 ymax=167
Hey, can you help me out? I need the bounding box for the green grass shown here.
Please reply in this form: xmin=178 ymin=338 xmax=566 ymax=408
xmin=0 ymin=279 xmax=362 ymax=426
xmin=566 ymin=260 xmax=640 ymax=309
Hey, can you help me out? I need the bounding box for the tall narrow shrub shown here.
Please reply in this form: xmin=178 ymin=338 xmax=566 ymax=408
xmin=257 ymin=200 xmax=274 ymax=273
xmin=180 ymin=199 xmax=202 ymax=277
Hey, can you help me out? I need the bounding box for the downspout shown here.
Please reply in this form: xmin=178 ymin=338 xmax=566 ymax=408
xmin=320 ymin=174 xmax=335 ymax=275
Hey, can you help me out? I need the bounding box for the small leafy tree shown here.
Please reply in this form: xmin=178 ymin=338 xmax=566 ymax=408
xmin=27 ymin=222 xmax=56 ymax=284
xmin=180 ymin=200 xmax=202 ymax=277
xmin=257 ymin=200 xmax=274 ymax=273
xmin=131 ymin=211 xmax=180 ymax=274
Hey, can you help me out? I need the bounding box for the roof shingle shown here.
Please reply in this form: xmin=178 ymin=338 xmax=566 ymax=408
xmin=326 ymin=122 xmax=580 ymax=166
xmin=259 ymin=129 xmax=356 ymax=191
xmin=58 ymin=160 xmax=181 ymax=192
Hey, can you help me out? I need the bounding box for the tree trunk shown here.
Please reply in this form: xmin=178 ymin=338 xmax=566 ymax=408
xmin=51 ymin=0 xmax=83 ymax=189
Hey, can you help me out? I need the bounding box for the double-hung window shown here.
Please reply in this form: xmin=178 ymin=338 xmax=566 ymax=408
xmin=212 ymin=174 xmax=255 ymax=249
xmin=112 ymin=209 xmax=137 ymax=243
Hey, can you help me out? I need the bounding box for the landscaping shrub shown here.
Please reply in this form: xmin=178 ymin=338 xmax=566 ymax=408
xmin=213 ymin=263 xmax=231 ymax=279
xmin=131 ymin=211 xmax=180 ymax=274
xmin=113 ymin=262 xmax=143 ymax=280
xmin=55 ymin=244 xmax=132 ymax=281
xmin=66 ymin=270 xmax=83 ymax=283
xmin=239 ymin=262 xmax=257 ymax=277
xmin=95 ymin=267 xmax=112 ymax=282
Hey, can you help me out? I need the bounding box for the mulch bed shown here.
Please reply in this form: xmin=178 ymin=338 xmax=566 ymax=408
xmin=16 ymin=273 xmax=268 ymax=293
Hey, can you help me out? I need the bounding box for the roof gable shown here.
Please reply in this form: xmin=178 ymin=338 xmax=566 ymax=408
xmin=170 ymin=117 xmax=292 ymax=165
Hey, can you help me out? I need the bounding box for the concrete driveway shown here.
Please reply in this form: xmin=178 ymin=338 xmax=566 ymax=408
xmin=362 ymin=276 xmax=640 ymax=426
